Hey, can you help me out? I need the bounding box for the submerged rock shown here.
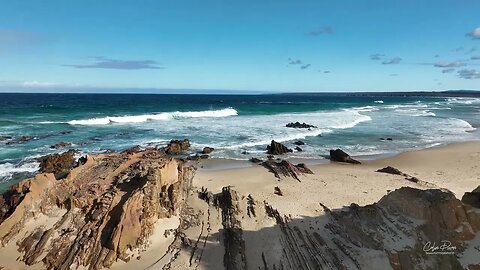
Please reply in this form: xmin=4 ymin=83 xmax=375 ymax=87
xmin=329 ymin=149 xmax=361 ymax=164
xmin=201 ymin=147 xmax=214 ymax=154
xmin=266 ymin=140 xmax=292 ymax=155
xmin=50 ymin=142 xmax=72 ymax=149
xmin=293 ymin=140 xmax=305 ymax=145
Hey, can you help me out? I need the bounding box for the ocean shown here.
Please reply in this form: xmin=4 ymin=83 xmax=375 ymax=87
xmin=1 ymin=92 xmax=479 ymax=189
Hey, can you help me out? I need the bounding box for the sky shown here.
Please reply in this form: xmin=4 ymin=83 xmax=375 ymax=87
xmin=0 ymin=0 xmax=479 ymax=93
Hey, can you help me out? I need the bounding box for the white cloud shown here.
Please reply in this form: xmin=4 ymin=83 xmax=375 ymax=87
xmin=467 ymin=27 xmax=480 ymax=39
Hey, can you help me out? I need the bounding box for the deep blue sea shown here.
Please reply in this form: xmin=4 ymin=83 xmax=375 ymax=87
xmin=1 ymin=93 xmax=480 ymax=188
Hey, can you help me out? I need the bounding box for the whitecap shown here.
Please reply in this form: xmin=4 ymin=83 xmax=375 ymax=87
xmin=67 ymin=108 xmax=238 ymax=125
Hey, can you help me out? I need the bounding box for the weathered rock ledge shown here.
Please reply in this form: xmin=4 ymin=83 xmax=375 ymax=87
xmin=0 ymin=147 xmax=195 ymax=270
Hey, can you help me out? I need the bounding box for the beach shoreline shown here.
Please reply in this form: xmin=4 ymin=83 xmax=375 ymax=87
xmin=0 ymin=140 xmax=479 ymax=269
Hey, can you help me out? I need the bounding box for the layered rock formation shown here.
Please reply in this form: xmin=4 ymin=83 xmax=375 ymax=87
xmin=266 ymin=140 xmax=292 ymax=155
xmin=0 ymin=148 xmax=195 ymax=270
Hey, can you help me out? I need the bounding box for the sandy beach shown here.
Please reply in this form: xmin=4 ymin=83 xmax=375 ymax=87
xmin=114 ymin=141 xmax=480 ymax=269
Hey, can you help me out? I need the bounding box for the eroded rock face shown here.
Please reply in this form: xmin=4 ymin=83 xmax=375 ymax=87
xmin=0 ymin=148 xmax=195 ymax=270
xmin=262 ymin=160 xmax=313 ymax=181
xmin=166 ymin=139 xmax=191 ymax=155
xmin=254 ymin=187 xmax=480 ymax=270
xmin=266 ymin=140 xmax=292 ymax=155
xmin=329 ymin=149 xmax=361 ymax=164
xmin=37 ymin=149 xmax=78 ymax=179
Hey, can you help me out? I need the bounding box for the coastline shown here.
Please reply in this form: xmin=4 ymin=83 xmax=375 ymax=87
xmin=0 ymin=140 xmax=479 ymax=269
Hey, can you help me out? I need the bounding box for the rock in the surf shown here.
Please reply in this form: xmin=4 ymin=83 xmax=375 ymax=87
xmin=266 ymin=140 xmax=292 ymax=155
xmin=165 ymin=139 xmax=191 ymax=155
xmin=286 ymin=122 xmax=317 ymax=129
xmin=202 ymin=147 xmax=214 ymax=154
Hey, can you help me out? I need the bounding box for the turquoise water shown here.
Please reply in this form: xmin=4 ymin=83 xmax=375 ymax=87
xmin=1 ymin=93 xmax=479 ymax=187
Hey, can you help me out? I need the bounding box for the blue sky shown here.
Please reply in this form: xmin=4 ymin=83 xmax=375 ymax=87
xmin=0 ymin=0 xmax=479 ymax=93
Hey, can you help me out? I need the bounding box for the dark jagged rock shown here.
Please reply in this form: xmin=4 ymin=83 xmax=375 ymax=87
xmin=215 ymin=187 xmax=247 ymax=270
xmin=249 ymin=157 xmax=262 ymax=163
xmin=294 ymin=146 xmax=303 ymax=152
xmin=262 ymin=160 xmax=313 ymax=182
xmin=201 ymin=147 xmax=214 ymax=154
xmin=462 ymin=185 xmax=480 ymax=208
xmin=293 ymin=140 xmax=305 ymax=146
xmin=0 ymin=148 xmax=195 ymax=270
xmin=377 ymin=166 xmax=423 ymax=184
xmin=246 ymin=194 xmax=256 ymax=218
xmin=36 ymin=149 xmax=77 ymax=179
xmin=165 ymin=139 xmax=191 ymax=155
xmin=266 ymin=140 xmax=292 ymax=155
xmin=376 ymin=166 xmax=403 ymax=175
xmin=329 ymin=149 xmax=361 ymax=164
xmin=286 ymin=122 xmax=317 ymax=129
xmin=198 ymin=187 xmax=215 ymax=205
xmin=241 ymin=150 xmax=249 ymax=155
xmin=274 ymin=186 xmax=283 ymax=196
xmin=50 ymin=142 xmax=72 ymax=149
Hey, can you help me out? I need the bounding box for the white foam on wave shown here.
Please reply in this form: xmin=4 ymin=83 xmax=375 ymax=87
xmin=0 ymin=162 xmax=39 ymax=182
xmin=446 ymin=97 xmax=480 ymax=105
xmin=68 ymin=108 xmax=238 ymax=125
xmin=394 ymin=109 xmax=436 ymax=117
xmin=220 ymin=108 xmax=372 ymax=149
xmin=374 ymin=100 xmax=384 ymax=104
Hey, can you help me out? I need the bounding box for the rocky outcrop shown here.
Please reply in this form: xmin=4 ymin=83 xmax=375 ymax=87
xmin=165 ymin=139 xmax=191 ymax=155
xmin=256 ymin=187 xmax=480 ymax=270
xmin=37 ymin=149 xmax=78 ymax=179
xmin=329 ymin=149 xmax=361 ymax=164
xmin=266 ymin=140 xmax=292 ymax=155
xmin=0 ymin=148 xmax=195 ymax=270
xmin=462 ymin=185 xmax=480 ymax=208
xmin=286 ymin=122 xmax=316 ymax=129
xmin=201 ymin=147 xmax=214 ymax=154
xmin=262 ymin=160 xmax=313 ymax=182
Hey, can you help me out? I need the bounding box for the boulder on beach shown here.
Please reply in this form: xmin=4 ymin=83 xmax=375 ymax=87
xmin=329 ymin=149 xmax=361 ymax=164
xmin=293 ymin=140 xmax=305 ymax=146
xmin=294 ymin=146 xmax=303 ymax=152
xmin=165 ymin=139 xmax=191 ymax=155
xmin=202 ymin=147 xmax=214 ymax=154
xmin=261 ymin=159 xmax=313 ymax=181
xmin=266 ymin=140 xmax=292 ymax=155
xmin=286 ymin=122 xmax=317 ymax=129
